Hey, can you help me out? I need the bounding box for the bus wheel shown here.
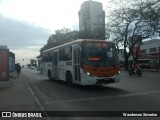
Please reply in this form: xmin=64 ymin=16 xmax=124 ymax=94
xmin=48 ymin=70 xmax=52 ymax=81
xmin=66 ymin=72 xmax=74 ymax=86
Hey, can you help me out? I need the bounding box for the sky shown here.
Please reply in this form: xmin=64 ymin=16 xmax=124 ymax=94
xmin=0 ymin=0 xmax=110 ymax=65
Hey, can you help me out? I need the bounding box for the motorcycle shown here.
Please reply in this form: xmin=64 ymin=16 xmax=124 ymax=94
xmin=128 ymin=65 xmax=142 ymax=76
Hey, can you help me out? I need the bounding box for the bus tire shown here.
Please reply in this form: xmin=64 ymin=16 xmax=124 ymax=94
xmin=48 ymin=70 xmax=53 ymax=81
xmin=66 ymin=72 xmax=74 ymax=86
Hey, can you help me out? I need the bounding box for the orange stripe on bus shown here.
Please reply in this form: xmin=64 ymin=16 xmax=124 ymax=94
xmin=83 ymin=64 xmax=120 ymax=77
xmin=88 ymin=58 xmax=101 ymax=61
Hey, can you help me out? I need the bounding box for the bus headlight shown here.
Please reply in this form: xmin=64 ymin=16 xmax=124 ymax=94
xmin=116 ymin=71 xmax=120 ymax=75
xmin=85 ymin=72 xmax=94 ymax=77
xmin=87 ymin=72 xmax=91 ymax=76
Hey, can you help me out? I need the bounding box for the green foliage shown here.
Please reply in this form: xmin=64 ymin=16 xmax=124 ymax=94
xmin=40 ymin=28 xmax=79 ymax=54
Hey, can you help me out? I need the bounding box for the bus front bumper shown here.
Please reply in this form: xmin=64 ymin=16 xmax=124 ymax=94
xmin=81 ymin=74 xmax=120 ymax=85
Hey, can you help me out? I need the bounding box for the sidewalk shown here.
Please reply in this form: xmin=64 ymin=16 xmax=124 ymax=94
xmin=0 ymin=72 xmax=47 ymax=119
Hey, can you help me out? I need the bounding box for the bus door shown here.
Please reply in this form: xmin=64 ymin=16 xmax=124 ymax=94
xmin=53 ymin=51 xmax=58 ymax=79
xmin=73 ymin=46 xmax=81 ymax=81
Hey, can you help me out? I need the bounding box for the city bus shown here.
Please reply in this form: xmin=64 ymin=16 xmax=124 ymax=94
xmin=41 ymin=39 xmax=120 ymax=86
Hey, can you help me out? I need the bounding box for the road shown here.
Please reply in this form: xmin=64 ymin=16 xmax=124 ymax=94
xmin=22 ymin=68 xmax=160 ymax=120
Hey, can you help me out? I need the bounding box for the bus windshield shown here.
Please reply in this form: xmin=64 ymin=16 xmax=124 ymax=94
xmin=83 ymin=42 xmax=119 ymax=67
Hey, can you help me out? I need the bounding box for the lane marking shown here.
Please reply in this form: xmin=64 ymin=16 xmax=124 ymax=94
xmin=46 ymin=90 xmax=160 ymax=104
xmin=22 ymin=76 xmax=51 ymax=120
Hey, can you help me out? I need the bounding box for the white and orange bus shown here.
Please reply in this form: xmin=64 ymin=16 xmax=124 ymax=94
xmin=41 ymin=39 xmax=120 ymax=86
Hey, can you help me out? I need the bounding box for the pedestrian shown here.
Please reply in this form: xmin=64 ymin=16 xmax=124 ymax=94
xmin=15 ymin=63 xmax=21 ymax=77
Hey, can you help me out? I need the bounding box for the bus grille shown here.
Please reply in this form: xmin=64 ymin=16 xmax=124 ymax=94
xmin=96 ymin=78 xmax=115 ymax=84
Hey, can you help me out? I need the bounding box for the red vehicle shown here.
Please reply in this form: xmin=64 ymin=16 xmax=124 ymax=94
xmin=129 ymin=62 xmax=142 ymax=76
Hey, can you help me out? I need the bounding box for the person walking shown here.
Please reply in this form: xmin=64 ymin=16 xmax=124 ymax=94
xmin=15 ymin=63 xmax=21 ymax=77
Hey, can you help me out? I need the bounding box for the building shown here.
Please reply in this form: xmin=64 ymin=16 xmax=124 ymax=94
xmin=118 ymin=39 xmax=160 ymax=69
xmin=118 ymin=49 xmax=125 ymax=62
xmin=0 ymin=45 xmax=7 ymax=49
xmin=0 ymin=46 xmax=9 ymax=81
xmin=9 ymin=52 xmax=15 ymax=72
xmin=78 ymin=0 xmax=105 ymax=40
xmin=140 ymin=39 xmax=160 ymax=65
xmin=0 ymin=45 xmax=15 ymax=73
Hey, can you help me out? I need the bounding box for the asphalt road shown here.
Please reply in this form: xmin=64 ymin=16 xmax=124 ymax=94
xmin=22 ymin=68 xmax=160 ymax=120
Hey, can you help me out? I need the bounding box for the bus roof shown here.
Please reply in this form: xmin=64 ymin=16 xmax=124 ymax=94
xmin=43 ymin=39 xmax=113 ymax=53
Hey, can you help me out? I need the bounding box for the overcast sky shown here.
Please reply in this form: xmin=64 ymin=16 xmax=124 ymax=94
xmin=0 ymin=14 xmax=50 ymax=64
xmin=0 ymin=0 xmax=110 ymax=65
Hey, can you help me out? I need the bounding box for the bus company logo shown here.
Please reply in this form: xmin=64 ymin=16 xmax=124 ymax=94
xmin=2 ymin=112 xmax=11 ymax=117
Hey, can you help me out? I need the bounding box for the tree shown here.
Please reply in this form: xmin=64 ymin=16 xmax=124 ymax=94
xmin=39 ymin=28 xmax=79 ymax=56
xmin=143 ymin=0 xmax=160 ymax=35
xmin=106 ymin=0 xmax=159 ymax=70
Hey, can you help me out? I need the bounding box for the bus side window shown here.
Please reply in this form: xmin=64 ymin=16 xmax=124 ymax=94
xmin=63 ymin=46 xmax=72 ymax=61
xmin=59 ymin=48 xmax=64 ymax=61
xmin=54 ymin=52 xmax=58 ymax=65
xmin=48 ymin=51 xmax=53 ymax=61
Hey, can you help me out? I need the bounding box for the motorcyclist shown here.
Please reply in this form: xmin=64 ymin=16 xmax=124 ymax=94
xmin=129 ymin=61 xmax=142 ymax=76
xmin=130 ymin=61 xmax=137 ymax=72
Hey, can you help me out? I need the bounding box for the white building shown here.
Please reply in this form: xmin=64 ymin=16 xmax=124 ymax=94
xmin=78 ymin=0 xmax=105 ymax=39
xmin=118 ymin=39 xmax=160 ymax=68
xmin=140 ymin=39 xmax=160 ymax=65
xmin=118 ymin=49 xmax=124 ymax=62
xmin=140 ymin=39 xmax=160 ymax=57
